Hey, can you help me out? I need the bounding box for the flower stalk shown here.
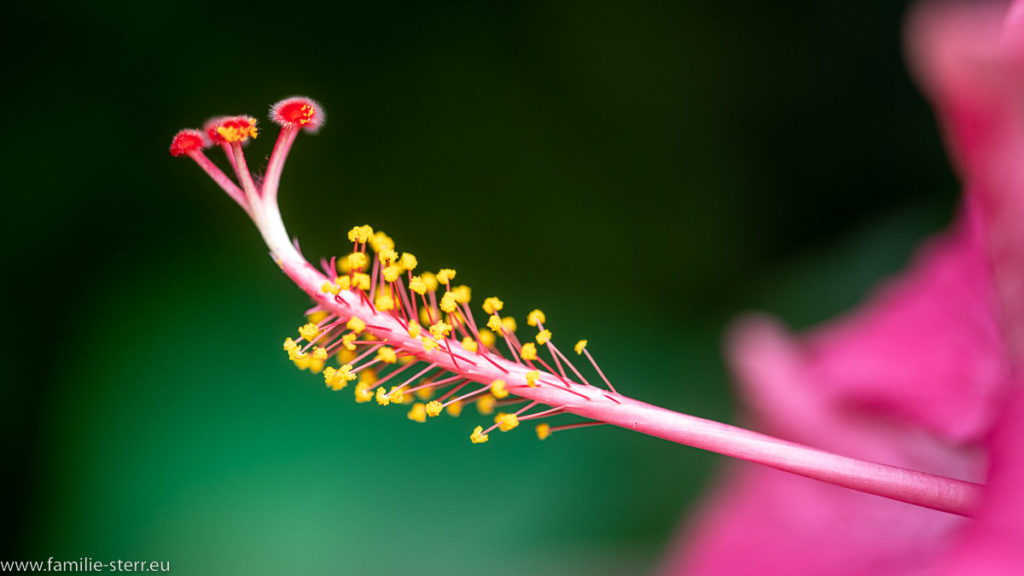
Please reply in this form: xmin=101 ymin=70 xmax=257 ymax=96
xmin=172 ymin=96 xmax=984 ymax=517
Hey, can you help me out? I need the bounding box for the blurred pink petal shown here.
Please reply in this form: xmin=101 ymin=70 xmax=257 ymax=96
xmin=663 ymin=1 xmax=1024 ymax=573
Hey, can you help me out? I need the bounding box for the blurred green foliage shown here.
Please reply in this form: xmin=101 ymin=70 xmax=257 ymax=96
xmin=3 ymin=1 xmax=956 ymax=574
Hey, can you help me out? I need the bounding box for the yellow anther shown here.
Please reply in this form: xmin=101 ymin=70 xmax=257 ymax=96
xmin=536 ymin=423 xmax=551 ymax=440
xmin=341 ymin=363 xmax=357 ymax=379
xmin=346 ymin=317 xmax=366 ymax=333
xmin=452 ymin=285 xmax=471 ymax=304
xmin=574 ymin=340 xmax=588 ymax=355
xmin=470 ymin=425 xmax=489 ymax=444
xmin=446 ymin=401 xmax=463 ymax=417
xmin=358 ymin=370 xmax=377 ymax=386
xmin=421 ymin=336 xmax=440 ymax=352
xmin=338 ymin=348 xmax=356 ymax=364
xmin=375 ymin=387 xmax=391 ymax=406
xmin=501 ymin=317 xmax=517 ymax=333
xmin=526 ymin=370 xmax=539 ymax=387
xmin=348 ymin=225 xmax=374 ymax=244
xmin=334 ymin=275 xmax=352 ymax=290
xmin=408 ymin=323 xmax=422 ymax=338
xmin=322 ymin=366 xmax=337 ymax=386
xmin=527 ymin=309 xmax=546 ymax=327
xmin=536 ymin=329 xmax=552 ymax=345
xmin=353 ymin=273 xmax=371 ymax=290
xmin=418 ymin=308 xmax=434 ymax=327
xmin=436 ymin=268 xmax=456 ymax=285
xmin=430 ymin=321 xmax=452 ymax=339
xmin=321 ymin=281 xmax=339 ymax=294
xmin=370 ymin=231 xmax=394 ymax=253
xmin=293 ymin=354 xmax=311 ymax=370
xmin=375 ymin=293 xmax=395 ymax=311
xmin=461 ymin=337 xmax=478 ymax=353
xmin=426 ymin=400 xmax=443 ymax=417
xmin=378 ymin=248 xmax=399 ymax=265
xmin=307 ymin=311 xmax=329 ymax=324
xmin=421 ymin=272 xmax=438 ymax=292
xmin=322 ymin=365 xmax=353 ymax=391
xmin=400 ymin=252 xmax=418 ymax=271
xmin=342 ymin=332 xmax=358 ymax=351
xmin=347 ymin=252 xmax=368 ymax=271
xmin=298 ymin=323 xmax=320 ymax=342
xmin=482 ymin=297 xmax=504 ymax=315
xmin=283 ymin=337 xmax=298 ymax=351
xmin=491 ymin=379 xmax=508 ymax=399
xmin=312 ymin=347 xmax=328 ymax=360
xmin=478 ymin=329 xmax=496 ymax=348
xmin=376 ymin=346 xmax=398 ymax=364
xmin=477 ymin=395 xmax=496 ymax=415
xmin=415 ymin=385 xmax=434 ymax=400
xmin=496 ymin=412 xmax=519 ymax=432
xmin=354 ymin=381 xmax=374 ymax=403
xmin=409 ymin=276 xmax=427 ymax=295
xmin=440 ymin=292 xmax=459 ymax=313
xmin=383 ymin=265 xmax=403 ymax=283
xmin=388 ymin=386 xmax=405 ymax=404
xmin=520 ymin=343 xmax=538 ymax=361
xmin=407 ymin=403 xmax=427 ymax=423
xmin=487 ymin=315 xmax=503 ymax=332
xmin=310 ymin=357 xmax=325 ymax=374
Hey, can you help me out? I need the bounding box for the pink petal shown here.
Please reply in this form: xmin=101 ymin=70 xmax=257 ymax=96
xmin=938 ymin=378 xmax=1024 ymax=575
xmin=804 ymin=215 xmax=1009 ymax=444
xmin=908 ymin=0 xmax=1024 ymax=362
xmin=660 ymin=315 xmax=979 ymax=575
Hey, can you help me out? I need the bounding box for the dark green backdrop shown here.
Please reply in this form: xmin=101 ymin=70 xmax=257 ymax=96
xmin=3 ymin=1 xmax=956 ymax=574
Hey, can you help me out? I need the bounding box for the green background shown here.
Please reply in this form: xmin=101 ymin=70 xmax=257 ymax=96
xmin=3 ymin=1 xmax=956 ymax=574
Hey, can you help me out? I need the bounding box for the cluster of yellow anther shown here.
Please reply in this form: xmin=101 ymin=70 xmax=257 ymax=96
xmin=375 ymin=386 xmax=408 ymax=406
xmin=283 ymin=314 xmax=336 ymax=373
xmin=286 ymin=224 xmax=608 ymax=444
xmin=323 ymin=365 xmax=356 ymax=391
xmin=347 ymin=225 xmax=374 ymax=244
xmin=495 ymin=412 xmax=519 ymax=432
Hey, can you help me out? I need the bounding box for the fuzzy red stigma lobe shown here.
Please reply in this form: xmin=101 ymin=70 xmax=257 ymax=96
xmin=169 ymin=129 xmax=207 ymax=157
xmin=206 ymin=115 xmax=259 ymax=144
xmin=270 ymin=97 xmax=325 ymax=132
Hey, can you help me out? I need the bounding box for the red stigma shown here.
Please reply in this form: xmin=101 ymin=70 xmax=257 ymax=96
xmin=270 ymin=97 xmax=325 ymax=132
xmin=169 ymin=129 xmax=207 ymax=157
xmin=205 ymin=115 xmax=259 ymax=144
